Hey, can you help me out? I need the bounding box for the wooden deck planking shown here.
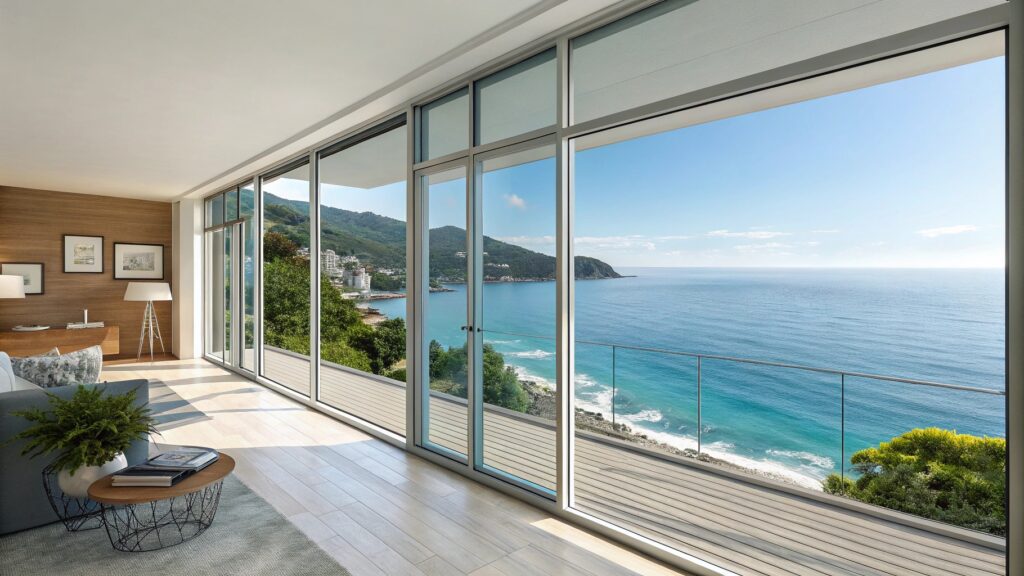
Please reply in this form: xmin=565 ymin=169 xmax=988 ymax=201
xmin=262 ymin=348 xmax=1005 ymax=576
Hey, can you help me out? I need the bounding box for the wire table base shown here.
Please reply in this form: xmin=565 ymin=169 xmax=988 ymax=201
xmin=99 ymin=480 xmax=224 ymax=552
xmin=42 ymin=465 xmax=103 ymax=532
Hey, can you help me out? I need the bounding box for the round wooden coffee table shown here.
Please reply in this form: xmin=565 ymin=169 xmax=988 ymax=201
xmin=88 ymin=453 xmax=235 ymax=552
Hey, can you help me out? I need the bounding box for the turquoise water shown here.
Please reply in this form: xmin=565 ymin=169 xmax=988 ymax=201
xmin=374 ymin=268 xmax=1005 ymax=487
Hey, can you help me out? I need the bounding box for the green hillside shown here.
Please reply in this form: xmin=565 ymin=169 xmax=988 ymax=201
xmin=261 ymin=193 xmax=620 ymax=281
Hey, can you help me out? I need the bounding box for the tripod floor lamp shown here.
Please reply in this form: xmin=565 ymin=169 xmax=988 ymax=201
xmin=124 ymin=282 xmax=172 ymax=361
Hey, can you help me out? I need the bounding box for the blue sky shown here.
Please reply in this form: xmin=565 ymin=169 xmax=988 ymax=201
xmin=271 ymin=55 xmax=1005 ymax=268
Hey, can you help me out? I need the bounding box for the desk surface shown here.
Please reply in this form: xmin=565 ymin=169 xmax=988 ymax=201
xmin=0 ymin=326 xmax=120 ymax=356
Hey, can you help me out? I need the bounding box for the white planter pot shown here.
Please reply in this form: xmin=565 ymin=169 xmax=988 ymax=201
xmin=57 ymin=453 xmax=128 ymax=498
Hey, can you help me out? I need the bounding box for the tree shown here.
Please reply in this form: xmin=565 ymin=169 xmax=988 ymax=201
xmin=824 ymin=428 xmax=1005 ymax=535
xmin=262 ymin=259 xmax=310 ymax=349
xmin=347 ymin=318 xmax=406 ymax=375
xmin=264 ymin=231 xmax=299 ymax=262
xmin=427 ymin=341 xmax=527 ymax=412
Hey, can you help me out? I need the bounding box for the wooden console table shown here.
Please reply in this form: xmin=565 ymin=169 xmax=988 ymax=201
xmin=0 ymin=326 xmax=120 ymax=357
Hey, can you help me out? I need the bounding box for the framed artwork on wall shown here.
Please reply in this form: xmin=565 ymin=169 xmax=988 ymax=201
xmin=113 ymin=243 xmax=164 ymax=280
xmin=63 ymin=234 xmax=104 ymax=273
xmin=1 ymin=262 xmax=44 ymax=295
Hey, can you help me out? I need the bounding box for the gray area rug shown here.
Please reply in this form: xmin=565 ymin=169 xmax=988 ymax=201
xmin=1 ymin=382 xmax=350 ymax=576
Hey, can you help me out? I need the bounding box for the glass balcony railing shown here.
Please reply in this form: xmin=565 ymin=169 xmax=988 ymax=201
xmin=570 ymin=338 xmax=1007 ymax=537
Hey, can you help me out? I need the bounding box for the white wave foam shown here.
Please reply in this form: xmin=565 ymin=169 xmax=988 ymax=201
xmin=510 ymin=365 xmax=556 ymax=390
xmin=575 ymin=373 xmax=600 ymax=388
xmin=575 ymin=389 xmax=614 ymax=419
xmin=508 ymin=349 xmax=554 ymax=359
xmin=618 ymin=409 xmax=663 ymax=424
xmin=487 ymin=339 xmax=520 ymax=345
xmin=627 ymin=424 xmax=825 ymax=490
xmin=765 ymin=449 xmax=835 ymax=470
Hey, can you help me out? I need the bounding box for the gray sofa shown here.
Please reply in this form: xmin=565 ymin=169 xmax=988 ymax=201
xmin=0 ymin=379 xmax=150 ymax=535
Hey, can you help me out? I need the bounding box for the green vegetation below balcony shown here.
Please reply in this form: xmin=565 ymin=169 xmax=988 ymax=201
xmin=824 ymin=428 xmax=1006 ymax=536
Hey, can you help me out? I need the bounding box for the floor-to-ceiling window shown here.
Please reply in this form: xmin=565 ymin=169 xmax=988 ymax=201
xmin=569 ymin=22 xmax=1007 ymax=574
xmin=261 ymin=161 xmax=313 ymax=396
xmin=204 ymin=184 xmax=255 ymax=372
xmin=317 ymin=118 xmax=409 ymax=435
xmin=198 ymin=2 xmax=1016 ymax=573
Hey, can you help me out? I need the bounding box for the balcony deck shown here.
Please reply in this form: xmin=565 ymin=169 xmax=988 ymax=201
xmin=262 ymin=347 xmax=1005 ymax=576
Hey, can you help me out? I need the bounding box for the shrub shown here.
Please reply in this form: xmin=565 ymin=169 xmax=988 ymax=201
xmin=824 ymin=428 xmax=1005 ymax=535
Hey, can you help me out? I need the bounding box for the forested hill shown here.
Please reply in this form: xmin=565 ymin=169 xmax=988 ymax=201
xmin=261 ymin=193 xmax=621 ymax=281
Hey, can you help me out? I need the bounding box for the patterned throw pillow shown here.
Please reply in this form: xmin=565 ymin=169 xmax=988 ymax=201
xmin=11 ymin=346 xmax=102 ymax=388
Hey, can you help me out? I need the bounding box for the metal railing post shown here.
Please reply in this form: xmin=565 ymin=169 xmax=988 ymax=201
xmin=697 ymin=355 xmax=702 ymax=455
xmin=840 ymin=372 xmax=846 ymax=491
xmin=611 ymin=345 xmax=616 ymax=426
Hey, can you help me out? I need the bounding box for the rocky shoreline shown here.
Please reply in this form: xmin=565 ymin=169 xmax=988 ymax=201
xmin=519 ymin=380 xmax=814 ymax=489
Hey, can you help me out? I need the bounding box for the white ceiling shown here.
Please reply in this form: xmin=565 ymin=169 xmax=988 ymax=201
xmin=0 ymin=0 xmax=618 ymax=201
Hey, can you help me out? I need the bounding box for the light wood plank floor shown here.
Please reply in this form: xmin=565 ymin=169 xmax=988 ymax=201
xmin=254 ymin=347 xmax=1007 ymax=576
xmin=102 ymin=358 xmax=687 ymax=576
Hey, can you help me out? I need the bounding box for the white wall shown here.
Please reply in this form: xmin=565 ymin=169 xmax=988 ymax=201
xmin=171 ymin=199 xmax=202 ymax=359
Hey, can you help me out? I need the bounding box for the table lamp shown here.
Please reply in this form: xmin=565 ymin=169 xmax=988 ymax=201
xmin=124 ymin=282 xmax=172 ymax=361
xmin=0 ymin=275 xmax=26 ymax=299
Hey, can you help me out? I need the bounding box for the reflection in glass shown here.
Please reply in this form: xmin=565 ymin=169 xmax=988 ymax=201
xmin=419 ymin=89 xmax=468 ymax=161
xmin=475 ymin=49 xmax=556 ymax=145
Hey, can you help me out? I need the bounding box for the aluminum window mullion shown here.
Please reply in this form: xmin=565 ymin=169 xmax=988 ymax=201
xmin=407 ymin=106 xmax=419 ymax=449
xmin=1007 ymin=4 xmax=1023 ymax=575
xmin=555 ymin=34 xmax=573 ymax=512
xmin=309 ymin=152 xmax=320 ymax=401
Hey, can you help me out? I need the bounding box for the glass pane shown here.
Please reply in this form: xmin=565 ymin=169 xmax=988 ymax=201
xmin=240 ymin=182 xmax=255 ymax=218
xmin=422 ymin=166 xmax=468 ymax=457
xmin=570 ymin=0 xmax=1004 ymax=124
xmin=210 ymin=194 xmax=224 ymax=226
xmin=206 ymin=229 xmax=225 ymax=360
xmin=475 ymin=49 xmax=556 ymax=145
xmin=224 ymin=226 xmax=233 ymax=363
xmin=225 ymin=188 xmax=239 ymax=221
xmin=261 ymin=163 xmax=312 ymax=396
xmin=571 ymin=39 xmax=1006 ymax=573
xmin=204 ymin=198 xmax=214 ymax=228
xmin=419 ymin=88 xmax=468 ymax=161
xmin=478 ymin=144 xmax=556 ymax=492
xmin=318 ymin=123 xmax=408 ymax=436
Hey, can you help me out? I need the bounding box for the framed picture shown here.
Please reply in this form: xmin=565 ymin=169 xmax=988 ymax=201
xmin=1 ymin=262 xmax=44 ymax=295
xmin=113 ymin=243 xmax=164 ymax=280
xmin=63 ymin=235 xmax=104 ymax=273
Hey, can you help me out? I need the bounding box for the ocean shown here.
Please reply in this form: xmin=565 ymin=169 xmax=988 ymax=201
xmin=373 ymin=267 xmax=1006 ymax=489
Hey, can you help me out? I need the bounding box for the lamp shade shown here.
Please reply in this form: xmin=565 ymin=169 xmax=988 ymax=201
xmin=124 ymin=282 xmax=172 ymax=302
xmin=0 ymin=275 xmax=26 ymax=299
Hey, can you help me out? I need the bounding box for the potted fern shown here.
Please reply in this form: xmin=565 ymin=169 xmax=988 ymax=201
xmin=10 ymin=385 xmax=157 ymax=497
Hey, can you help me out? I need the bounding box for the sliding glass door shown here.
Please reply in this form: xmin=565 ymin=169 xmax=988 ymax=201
xmin=417 ymin=163 xmax=470 ymax=459
xmin=414 ymin=141 xmax=557 ymax=495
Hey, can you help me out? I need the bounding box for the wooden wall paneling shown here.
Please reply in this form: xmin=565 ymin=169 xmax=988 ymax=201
xmin=0 ymin=186 xmax=173 ymax=358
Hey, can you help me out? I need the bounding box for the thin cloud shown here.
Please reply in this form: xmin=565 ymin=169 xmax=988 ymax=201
xmin=504 ymin=194 xmax=526 ymax=209
xmin=810 ymin=229 xmax=840 ymax=234
xmin=575 ymin=235 xmax=656 ymax=251
xmin=917 ymin=224 xmax=977 ymax=238
xmin=707 ymin=229 xmax=792 ymax=239
xmin=734 ymin=242 xmax=791 ymax=252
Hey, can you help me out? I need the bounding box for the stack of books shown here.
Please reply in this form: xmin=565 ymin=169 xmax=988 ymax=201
xmin=111 ymin=448 xmax=219 ymax=487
